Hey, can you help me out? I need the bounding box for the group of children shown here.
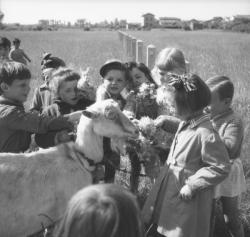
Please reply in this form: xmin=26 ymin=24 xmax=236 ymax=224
xmin=0 ymin=35 xmax=247 ymax=237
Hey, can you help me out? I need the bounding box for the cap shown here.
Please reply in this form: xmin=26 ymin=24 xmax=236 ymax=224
xmin=99 ymin=59 xmax=126 ymax=77
xmin=41 ymin=52 xmax=66 ymax=70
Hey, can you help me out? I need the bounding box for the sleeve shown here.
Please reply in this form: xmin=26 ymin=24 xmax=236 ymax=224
xmin=34 ymin=105 xmax=59 ymax=148
xmin=222 ymin=118 xmax=244 ymax=159
xmin=6 ymin=107 xmax=51 ymax=133
xmin=185 ymin=131 xmax=231 ymax=192
xmin=30 ymin=88 xmax=43 ymax=112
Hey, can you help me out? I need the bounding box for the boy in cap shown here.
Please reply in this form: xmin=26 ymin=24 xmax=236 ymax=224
xmin=30 ymin=52 xmax=66 ymax=112
xmin=9 ymin=38 xmax=31 ymax=65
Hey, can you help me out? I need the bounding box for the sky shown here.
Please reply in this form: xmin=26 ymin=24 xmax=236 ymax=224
xmin=1 ymin=0 xmax=250 ymax=24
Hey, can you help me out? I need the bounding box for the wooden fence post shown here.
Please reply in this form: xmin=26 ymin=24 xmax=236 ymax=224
xmin=146 ymin=44 xmax=156 ymax=70
xmin=126 ymin=34 xmax=131 ymax=59
xmin=131 ymin=37 xmax=137 ymax=61
xmin=136 ymin=40 xmax=143 ymax=63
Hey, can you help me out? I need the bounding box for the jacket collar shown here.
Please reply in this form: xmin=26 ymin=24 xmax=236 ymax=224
xmin=179 ymin=113 xmax=210 ymax=131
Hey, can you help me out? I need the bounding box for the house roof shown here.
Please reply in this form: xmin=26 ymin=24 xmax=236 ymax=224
xmin=159 ymin=17 xmax=181 ymax=21
xmin=142 ymin=13 xmax=155 ymax=17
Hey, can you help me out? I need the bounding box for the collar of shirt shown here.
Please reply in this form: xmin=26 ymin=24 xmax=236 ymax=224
xmin=211 ymin=108 xmax=233 ymax=122
xmin=178 ymin=113 xmax=210 ymax=132
xmin=0 ymin=95 xmax=24 ymax=108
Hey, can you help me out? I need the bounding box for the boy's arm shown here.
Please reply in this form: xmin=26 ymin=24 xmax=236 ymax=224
xmin=185 ymin=132 xmax=230 ymax=193
xmin=6 ymin=107 xmax=72 ymax=134
xmin=22 ymin=50 xmax=31 ymax=62
xmin=221 ymin=118 xmax=244 ymax=159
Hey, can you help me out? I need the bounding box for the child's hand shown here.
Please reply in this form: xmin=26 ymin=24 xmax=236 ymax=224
xmin=179 ymin=184 xmax=193 ymax=200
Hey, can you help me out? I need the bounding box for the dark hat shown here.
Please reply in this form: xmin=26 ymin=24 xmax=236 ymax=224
xmin=41 ymin=52 xmax=66 ymax=70
xmin=13 ymin=38 xmax=20 ymax=43
xmin=99 ymin=59 xmax=126 ymax=77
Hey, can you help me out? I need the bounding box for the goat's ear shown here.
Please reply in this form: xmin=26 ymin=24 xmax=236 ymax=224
xmin=82 ymin=110 xmax=98 ymax=119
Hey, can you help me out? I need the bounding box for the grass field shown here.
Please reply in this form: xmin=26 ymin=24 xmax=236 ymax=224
xmin=2 ymin=28 xmax=250 ymax=233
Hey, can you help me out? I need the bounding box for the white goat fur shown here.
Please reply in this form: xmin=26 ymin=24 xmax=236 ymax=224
xmin=0 ymin=99 xmax=136 ymax=237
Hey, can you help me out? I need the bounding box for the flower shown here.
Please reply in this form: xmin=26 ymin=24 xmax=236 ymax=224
xmin=137 ymin=83 xmax=156 ymax=100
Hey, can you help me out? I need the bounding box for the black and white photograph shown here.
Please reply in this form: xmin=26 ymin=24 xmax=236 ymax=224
xmin=0 ymin=0 xmax=250 ymax=236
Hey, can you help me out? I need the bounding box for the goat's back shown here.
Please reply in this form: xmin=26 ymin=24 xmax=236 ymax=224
xmin=0 ymin=142 xmax=92 ymax=237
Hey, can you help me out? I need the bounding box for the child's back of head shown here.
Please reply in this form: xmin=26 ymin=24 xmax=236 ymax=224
xmin=152 ymin=48 xmax=187 ymax=85
xmin=206 ymin=75 xmax=234 ymax=100
xmin=55 ymin=183 xmax=144 ymax=237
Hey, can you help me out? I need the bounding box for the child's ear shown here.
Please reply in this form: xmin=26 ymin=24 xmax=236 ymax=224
xmin=0 ymin=82 xmax=9 ymax=92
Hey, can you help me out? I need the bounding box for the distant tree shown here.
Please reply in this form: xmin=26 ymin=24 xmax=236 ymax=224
xmin=75 ymin=19 xmax=86 ymax=28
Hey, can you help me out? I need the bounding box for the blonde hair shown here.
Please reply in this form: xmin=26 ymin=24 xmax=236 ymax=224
xmin=155 ymin=48 xmax=186 ymax=73
xmin=54 ymin=184 xmax=144 ymax=237
xmin=50 ymin=67 xmax=80 ymax=98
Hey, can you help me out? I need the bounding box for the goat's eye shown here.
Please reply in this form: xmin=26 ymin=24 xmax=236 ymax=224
xmin=105 ymin=110 xmax=117 ymax=120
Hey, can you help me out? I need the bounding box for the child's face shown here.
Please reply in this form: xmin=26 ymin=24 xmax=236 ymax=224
xmin=0 ymin=46 xmax=10 ymax=59
xmin=130 ymin=67 xmax=149 ymax=88
xmin=206 ymin=89 xmax=231 ymax=117
xmin=103 ymin=69 xmax=127 ymax=96
xmin=58 ymin=80 xmax=79 ymax=105
xmin=2 ymin=79 xmax=31 ymax=103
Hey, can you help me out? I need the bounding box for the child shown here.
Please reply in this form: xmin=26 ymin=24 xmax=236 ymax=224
xmin=35 ymin=67 xmax=93 ymax=148
xmin=124 ymin=61 xmax=158 ymax=120
xmin=123 ymin=61 xmax=158 ymax=192
xmin=0 ymin=61 xmax=73 ymax=153
xmin=0 ymin=37 xmax=11 ymax=61
xmin=151 ymin=47 xmax=187 ymax=86
xmin=54 ymin=183 xmax=144 ymax=237
xmin=206 ymin=76 xmax=246 ymax=237
xmin=96 ymin=59 xmax=128 ymax=109
xmin=142 ymin=73 xmax=230 ymax=237
xmin=30 ymin=52 xmax=66 ymax=112
xmin=96 ymin=59 xmax=129 ymax=183
xmin=9 ymin=38 xmax=31 ymax=65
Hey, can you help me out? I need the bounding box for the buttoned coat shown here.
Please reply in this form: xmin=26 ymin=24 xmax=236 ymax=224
xmin=142 ymin=115 xmax=230 ymax=237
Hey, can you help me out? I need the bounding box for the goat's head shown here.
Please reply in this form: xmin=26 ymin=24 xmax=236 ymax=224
xmin=79 ymin=99 xmax=138 ymax=139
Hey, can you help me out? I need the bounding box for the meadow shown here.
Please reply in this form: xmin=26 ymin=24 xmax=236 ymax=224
xmin=2 ymin=28 xmax=250 ymax=232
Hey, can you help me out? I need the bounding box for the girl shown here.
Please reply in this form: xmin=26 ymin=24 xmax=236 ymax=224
xmin=35 ymin=67 xmax=93 ymax=148
xmin=123 ymin=61 xmax=158 ymax=192
xmin=96 ymin=59 xmax=129 ymax=183
xmin=142 ymin=73 xmax=230 ymax=237
xmin=124 ymin=61 xmax=158 ymax=120
xmin=151 ymin=47 xmax=187 ymax=86
xmin=54 ymin=184 xmax=144 ymax=237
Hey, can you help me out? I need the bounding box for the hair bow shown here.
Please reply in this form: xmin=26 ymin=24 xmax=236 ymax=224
xmin=168 ymin=73 xmax=197 ymax=92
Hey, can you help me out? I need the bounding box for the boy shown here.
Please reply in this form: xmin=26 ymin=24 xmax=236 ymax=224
xmin=206 ymin=76 xmax=246 ymax=237
xmin=9 ymin=38 xmax=31 ymax=65
xmin=0 ymin=37 xmax=11 ymax=61
xmin=30 ymin=52 xmax=66 ymax=112
xmin=0 ymin=61 xmax=72 ymax=153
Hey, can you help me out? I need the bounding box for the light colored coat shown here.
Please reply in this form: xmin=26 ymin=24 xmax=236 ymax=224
xmin=142 ymin=114 xmax=230 ymax=237
xmin=0 ymin=99 xmax=137 ymax=237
